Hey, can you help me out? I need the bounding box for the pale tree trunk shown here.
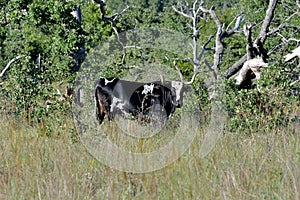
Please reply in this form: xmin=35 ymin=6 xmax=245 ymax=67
xmin=225 ymin=0 xmax=278 ymax=82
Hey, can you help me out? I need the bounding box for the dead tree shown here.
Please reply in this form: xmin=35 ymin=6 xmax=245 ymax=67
xmin=230 ymin=21 xmax=270 ymax=88
xmin=224 ymin=0 xmax=278 ymax=80
xmin=233 ymin=58 xmax=268 ymax=86
xmin=225 ymin=0 xmax=299 ymax=88
xmin=172 ymin=0 xmax=242 ymax=98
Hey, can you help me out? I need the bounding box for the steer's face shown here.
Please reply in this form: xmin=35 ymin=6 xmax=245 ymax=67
xmin=171 ymin=81 xmax=184 ymax=108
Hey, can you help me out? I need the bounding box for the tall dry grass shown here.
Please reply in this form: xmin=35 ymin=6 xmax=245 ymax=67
xmin=0 ymin=115 xmax=299 ymax=199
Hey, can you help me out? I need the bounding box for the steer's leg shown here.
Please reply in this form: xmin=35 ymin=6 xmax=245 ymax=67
xmin=108 ymin=111 xmax=114 ymax=121
xmin=95 ymin=96 xmax=105 ymax=124
xmin=94 ymin=86 xmax=109 ymax=124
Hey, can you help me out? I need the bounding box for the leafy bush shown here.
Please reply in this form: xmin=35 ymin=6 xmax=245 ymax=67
xmin=1 ymin=0 xmax=84 ymax=123
xmin=226 ymin=62 xmax=299 ymax=134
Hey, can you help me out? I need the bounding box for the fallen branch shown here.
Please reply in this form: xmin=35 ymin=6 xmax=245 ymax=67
xmin=0 ymin=55 xmax=25 ymax=78
xmin=284 ymin=46 xmax=300 ymax=62
xmin=233 ymin=58 xmax=268 ymax=86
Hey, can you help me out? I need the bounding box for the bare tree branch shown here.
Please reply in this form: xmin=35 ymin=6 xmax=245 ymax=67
xmin=257 ymin=0 xmax=278 ymax=44
xmin=225 ymin=0 xmax=278 ymax=79
xmin=224 ymin=55 xmax=247 ymax=79
xmin=199 ymin=6 xmax=226 ymax=70
xmin=267 ymin=24 xmax=300 ymax=36
xmin=95 ymin=0 xmax=130 ymax=21
xmin=174 ymin=61 xmax=185 ymax=83
xmin=0 ymin=55 xmax=25 ymax=78
xmin=172 ymin=1 xmax=244 ymax=100
xmin=172 ymin=0 xmax=206 ymax=84
xmin=95 ymin=1 xmax=138 ymax=67
xmin=244 ymin=24 xmax=255 ymax=60
xmin=229 ymin=20 xmax=269 ymax=86
xmin=197 ymin=35 xmax=214 ymax=61
xmin=233 ymin=15 xmax=243 ymax=31
xmin=172 ymin=5 xmax=193 ymax=19
xmin=282 ymin=37 xmax=300 ymax=44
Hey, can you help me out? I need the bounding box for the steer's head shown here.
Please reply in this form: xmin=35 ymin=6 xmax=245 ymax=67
xmin=170 ymin=60 xmax=199 ymax=107
xmin=171 ymin=81 xmax=185 ymax=108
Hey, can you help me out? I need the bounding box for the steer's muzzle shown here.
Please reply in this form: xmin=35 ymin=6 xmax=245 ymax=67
xmin=176 ymin=99 xmax=183 ymax=108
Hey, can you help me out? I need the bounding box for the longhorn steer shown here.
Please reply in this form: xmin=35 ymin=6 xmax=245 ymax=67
xmin=94 ymin=77 xmax=185 ymax=124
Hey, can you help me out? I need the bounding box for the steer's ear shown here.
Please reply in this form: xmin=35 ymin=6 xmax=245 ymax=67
xmin=160 ymin=75 xmax=165 ymax=85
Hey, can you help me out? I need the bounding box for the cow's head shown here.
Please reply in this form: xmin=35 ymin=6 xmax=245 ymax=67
xmin=170 ymin=61 xmax=199 ymax=107
xmin=170 ymin=81 xmax=185 ymax=108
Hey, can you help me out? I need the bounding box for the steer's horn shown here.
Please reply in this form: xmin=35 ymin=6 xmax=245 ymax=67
xmin=173 ymin=61 xmax=185 ymax=83
xmin=160 ymin=74 xmax=165 ymax=85
xmin=174 ymin=60 xmax=199 ymax=85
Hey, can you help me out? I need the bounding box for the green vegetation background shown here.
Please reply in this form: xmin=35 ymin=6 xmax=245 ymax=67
xmin=1 ymin=0 xmax=298 ymax=134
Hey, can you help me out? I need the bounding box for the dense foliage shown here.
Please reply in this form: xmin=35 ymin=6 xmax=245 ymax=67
xmin=0 ymin=0 xmax=299 ymax=134
xmin=1 ymin=0 xmax=82 ymax=120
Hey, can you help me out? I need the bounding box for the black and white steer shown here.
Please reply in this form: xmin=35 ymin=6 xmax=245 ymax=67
xmin=94 ymin=77 xmax=185 ymax=124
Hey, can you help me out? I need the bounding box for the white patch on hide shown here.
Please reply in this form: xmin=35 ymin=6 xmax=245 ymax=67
xmin=142 ymin=83 xmax=154 ymax=94
xmin=110 ymin=97 xmax=126 ymax=113
xmin=104 ymin=78 xmax=115 ymax=85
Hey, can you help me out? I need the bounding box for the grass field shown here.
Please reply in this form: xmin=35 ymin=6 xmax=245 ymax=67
xmin=0 ymin=115 xmax=299 ymax=199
